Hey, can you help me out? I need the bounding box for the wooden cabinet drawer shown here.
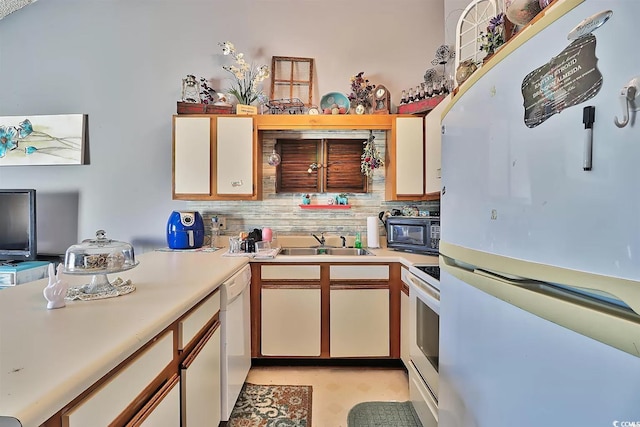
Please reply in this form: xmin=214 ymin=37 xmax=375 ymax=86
xmin=179 ymin=290 xmax=220 ymax=350
xmin=261 ymin=265 xmax=320 ymax=280
xmin=62 ymin=331 xmax=174 ymax=427
xmin=330 ymin=265 xmax=389 ymax=280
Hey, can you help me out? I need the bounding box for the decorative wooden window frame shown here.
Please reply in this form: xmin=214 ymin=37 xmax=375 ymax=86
xmin=270 ymin=57 xmax=315 ymax=106
xmin=455 ymin=0 xmax=498 ymax=70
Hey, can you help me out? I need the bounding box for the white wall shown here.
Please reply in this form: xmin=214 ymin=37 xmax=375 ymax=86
xmin=0 ymin=0 xmax=444 ymax=252
xmin=445 ymin=0 xmax=473 ymax=45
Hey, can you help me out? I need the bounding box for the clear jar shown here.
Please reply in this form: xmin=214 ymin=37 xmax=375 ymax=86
xmin=211 ymin=217 xmax=220 ymax=248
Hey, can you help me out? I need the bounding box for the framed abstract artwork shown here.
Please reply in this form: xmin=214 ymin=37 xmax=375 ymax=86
xmin=0 ymin=114 xmax=87 ymax=166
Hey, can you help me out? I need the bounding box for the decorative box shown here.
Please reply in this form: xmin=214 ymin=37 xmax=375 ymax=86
xmin=397 ymin=95 xmax=446 ymax=115
xmin=0 ymin=261 xmax=49 ymax=287
xmin=176 ymin=102 xmax=233 ymax=115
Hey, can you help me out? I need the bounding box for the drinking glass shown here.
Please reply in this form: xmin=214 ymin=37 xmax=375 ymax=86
xmin=229 ymin=237 xmax=241 ymax=253
xmin=255 ymin=241 xmax=272 ymax=254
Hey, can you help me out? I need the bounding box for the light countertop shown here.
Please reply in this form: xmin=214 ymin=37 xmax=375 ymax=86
xmin=0 ymin=243 xmax=436 ymax=426
xmin=0 ymin=250 xmax=247 ymax=427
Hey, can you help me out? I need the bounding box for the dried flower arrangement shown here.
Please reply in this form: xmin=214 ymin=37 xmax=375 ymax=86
xmin=347 ymin=72 xmax=376 ymax=109
xmin=361 ymin=131 xmax=384 ymax=177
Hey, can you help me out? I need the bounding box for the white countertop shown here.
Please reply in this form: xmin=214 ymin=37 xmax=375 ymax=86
xmin=0 ymin=250 xmax=247 ymax=427
xmin=0 ymin=244 xmax=436 ymax=426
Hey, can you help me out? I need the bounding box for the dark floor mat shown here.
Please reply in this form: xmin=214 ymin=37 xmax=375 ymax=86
xmin=347 ymin=401 xmax=422 ymax=427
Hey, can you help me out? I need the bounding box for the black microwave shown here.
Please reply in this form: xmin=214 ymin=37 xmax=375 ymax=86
xmin=386 ymin=216 xmax=440 ymax=255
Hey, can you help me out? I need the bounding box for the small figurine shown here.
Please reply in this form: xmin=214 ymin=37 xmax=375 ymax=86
xmin=43 ymin=263 xmax=68 ymax=309
xmin=336 ymin=193 xmax=349 ymax=205
xmin=302 ymin=194 xmax=311 ymax=205
xmin=181 ymin=74 xmax=201 ymax=103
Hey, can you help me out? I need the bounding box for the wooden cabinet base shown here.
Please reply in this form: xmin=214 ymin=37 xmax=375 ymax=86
xmin=252 ymin=262 xmax=401 ymax=359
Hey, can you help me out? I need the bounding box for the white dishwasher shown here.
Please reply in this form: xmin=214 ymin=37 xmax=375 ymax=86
xmin=220 ymin=264 xmax=252 ymax=422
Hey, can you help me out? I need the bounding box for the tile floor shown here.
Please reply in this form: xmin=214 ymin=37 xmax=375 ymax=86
xmin=245 ymin=365 xmax=410 ymax=427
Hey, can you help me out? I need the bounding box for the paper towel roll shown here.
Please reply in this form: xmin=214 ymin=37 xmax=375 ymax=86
xmin=367 ymin=216 xmax=380 ymax=248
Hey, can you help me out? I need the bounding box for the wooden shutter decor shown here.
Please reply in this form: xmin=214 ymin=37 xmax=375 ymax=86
xmin=325 ymin=139 xmax=367 ymax=193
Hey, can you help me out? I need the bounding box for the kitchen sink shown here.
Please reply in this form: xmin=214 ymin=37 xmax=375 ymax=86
xmin=326 ymin=248 xmax=373 ymax=256
xmin=279 ymin=248 xmax=323 ymax=256
xmin=279 ymin=247 xmax=374 ymax=256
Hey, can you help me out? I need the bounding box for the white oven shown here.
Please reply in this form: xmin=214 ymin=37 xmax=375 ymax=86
xmin=403 ymin=266 xmax=439 ymax=427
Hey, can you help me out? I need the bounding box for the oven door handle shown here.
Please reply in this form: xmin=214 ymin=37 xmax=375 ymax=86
xmin=405 ymin=273 xmax=440 ymax=307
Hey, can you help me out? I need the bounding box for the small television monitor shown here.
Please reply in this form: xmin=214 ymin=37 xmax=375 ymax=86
xmin=0 ymin=189 xmax=37 ymax=263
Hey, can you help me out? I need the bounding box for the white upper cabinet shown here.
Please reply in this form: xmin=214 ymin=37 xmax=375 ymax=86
xmin=386 ymin=106 xmax=446 ymax=201
xmin=425 ymin=95 xmax=450 ymax=194
xmin=216 ymin=117 xmax=254 ymax=195
xmin=173 ymin=117 xmax=211 ymax=196
xmin=395 ymin=117 xmax=425 ymax=196
xmin=172 ymin=115 xmax=260 ymax=201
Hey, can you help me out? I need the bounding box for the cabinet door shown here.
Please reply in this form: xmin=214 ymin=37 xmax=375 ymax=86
xmin=395 ymin=117 xmax=425 ymax=196
xmin=401 ymin=287 xmax=410 ymax=367
xmin=173 ymin=116 xmax=212 ymax=196
xmin=425 ymin=95 xmax=450 ymax=195
xmin=216 ymin=116 xmax=254 ymax=195
xmin=63 ymin=332 xmax=174 ymax=426
xmin=261 ymin=288 xmax=321 ymax=356
xmin=127 ymin=376 xmax=181 ymax=427
xmin=330 ymin=289 xmax=390 ymax=357
xmin=181 ymin=324 xmax=221 ymax=427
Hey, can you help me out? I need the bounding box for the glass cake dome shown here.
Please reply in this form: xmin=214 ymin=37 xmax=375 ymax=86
xmin=63 ymin=230 xmax=138 ymax=294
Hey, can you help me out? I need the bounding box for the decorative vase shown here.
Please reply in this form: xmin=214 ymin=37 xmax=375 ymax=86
xmin=455 ymin=60 xmax=478 ymax=86
xmin=355 ymin=104 xmax=366 ymax=115
xmin=505 ymin=0 xmax=542 ymax=26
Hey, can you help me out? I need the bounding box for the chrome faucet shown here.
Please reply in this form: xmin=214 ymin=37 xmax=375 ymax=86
xmin=312 ymin=232 xmax=326 ymax=246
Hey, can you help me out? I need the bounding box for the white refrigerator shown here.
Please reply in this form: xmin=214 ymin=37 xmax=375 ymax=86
xmin=439 ymin=0 xmax=640 ymax=426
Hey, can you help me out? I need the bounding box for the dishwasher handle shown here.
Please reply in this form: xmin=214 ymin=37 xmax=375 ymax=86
xmin=222 ymin=265 xmax=251 ymax=304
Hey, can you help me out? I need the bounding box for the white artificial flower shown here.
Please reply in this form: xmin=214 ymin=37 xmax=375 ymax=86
xmin=220 ymin=41 xmax=235 ymax=55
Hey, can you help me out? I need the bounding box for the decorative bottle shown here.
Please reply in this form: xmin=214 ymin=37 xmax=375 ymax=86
xmin=354 ymin=232 xmax=362 ymax=249
xmin=400 ymin=90 xmax=407 ymax=105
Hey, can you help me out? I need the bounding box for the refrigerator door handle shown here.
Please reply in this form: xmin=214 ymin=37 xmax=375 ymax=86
xmin=441 ymin=259 xmax=640 ymax=359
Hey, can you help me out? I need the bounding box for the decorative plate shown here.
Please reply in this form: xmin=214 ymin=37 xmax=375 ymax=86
xmin=320 ymin=92 xmax=350 ymax=113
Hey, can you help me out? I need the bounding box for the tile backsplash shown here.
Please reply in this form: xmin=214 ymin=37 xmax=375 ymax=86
xmin=187 ymin=129 xmax=439 ymax=241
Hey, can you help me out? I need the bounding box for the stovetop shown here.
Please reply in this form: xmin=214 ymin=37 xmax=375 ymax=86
xmin=415 ymin=265 xmax=440 ymax=281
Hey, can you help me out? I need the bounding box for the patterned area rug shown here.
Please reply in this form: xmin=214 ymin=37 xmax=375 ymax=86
xmin=228 ymin=383 xmax=312 ymax=426
xmin=347 ymin=401 xmax=422 ymax=427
